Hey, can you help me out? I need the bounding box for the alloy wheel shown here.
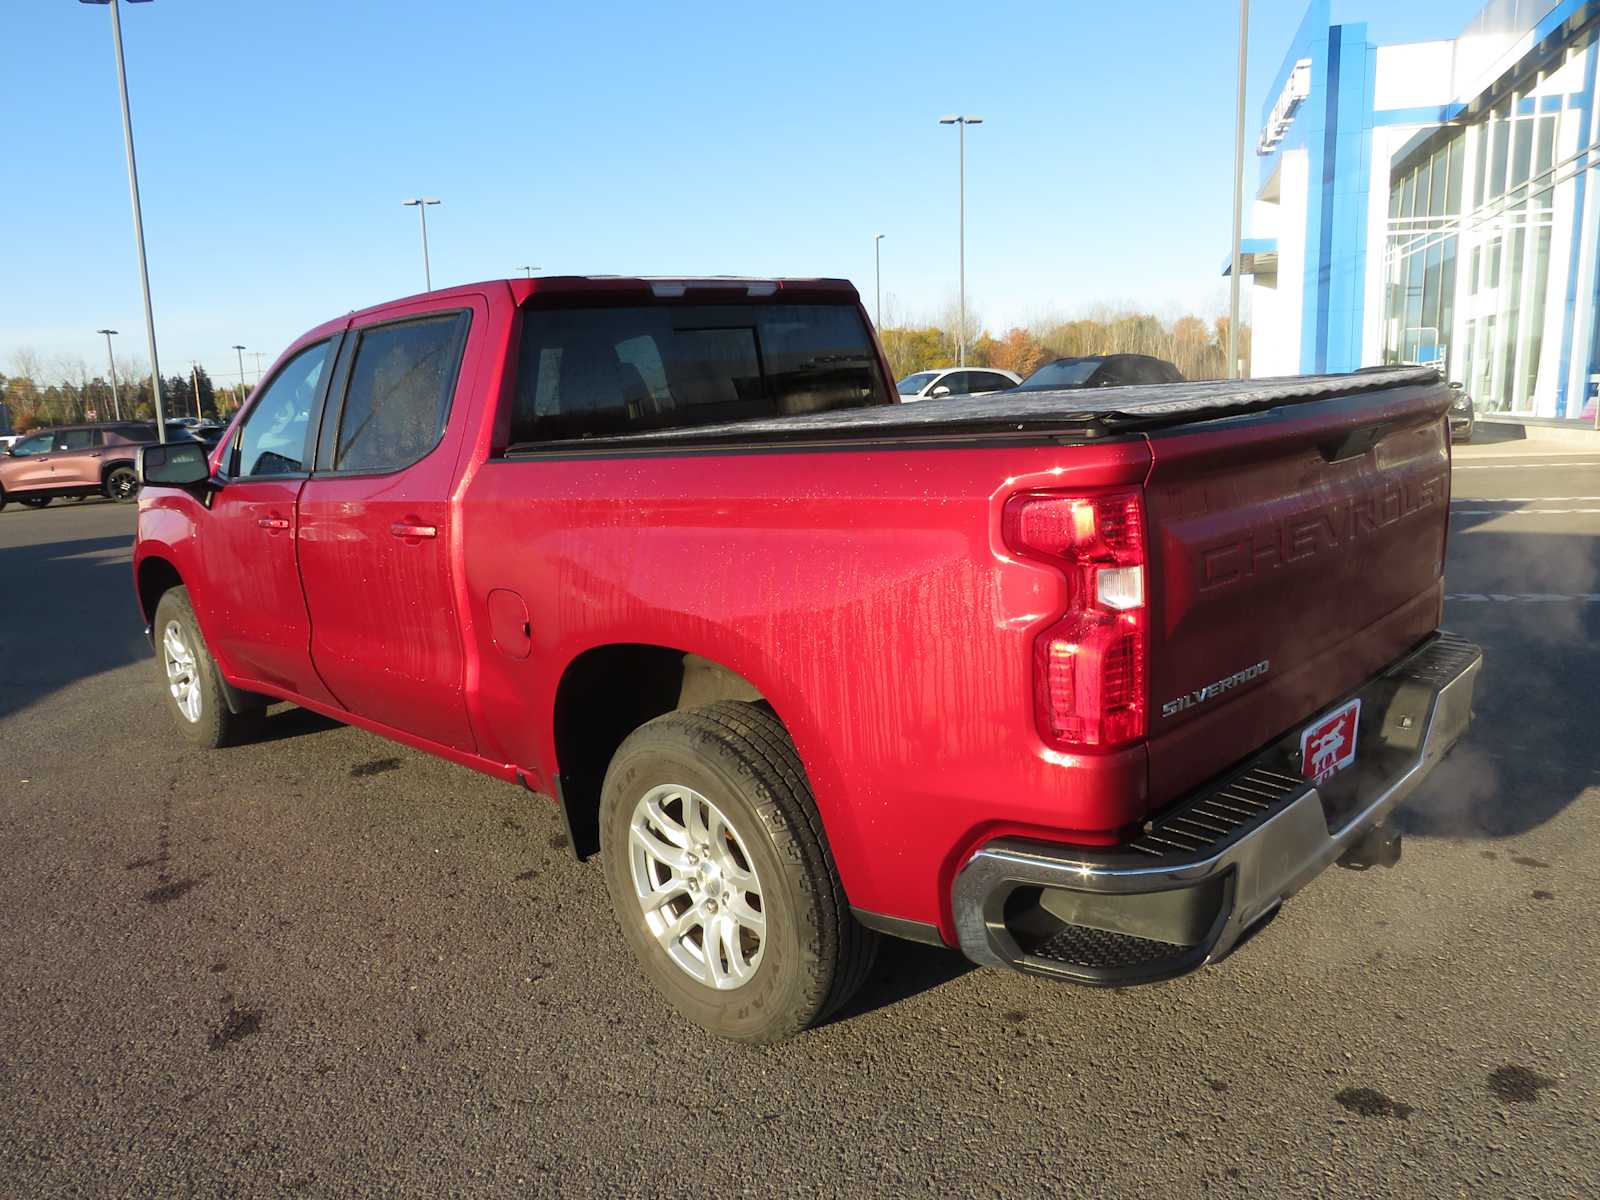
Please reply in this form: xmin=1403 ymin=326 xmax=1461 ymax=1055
xmin=162 ymin=620 xmax=202 ymax=723
xmin=628 ymin=784 xmax=767 ymax=990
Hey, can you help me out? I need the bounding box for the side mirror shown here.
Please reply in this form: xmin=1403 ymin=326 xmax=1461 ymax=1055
xmin=138 ymin=441 xmax=211 ymax=488
xmin=930 ymin=385 xmax=952 ymax=398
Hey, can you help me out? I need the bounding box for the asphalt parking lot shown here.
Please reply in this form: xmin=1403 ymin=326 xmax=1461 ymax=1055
xmin=2 ymin=440 xmax=1597 ymax=1199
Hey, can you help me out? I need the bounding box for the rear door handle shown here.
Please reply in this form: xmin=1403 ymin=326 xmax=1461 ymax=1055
xmin=390 ymin=521 xmax=437 ymax=541
xmin=257 ymin=516 xmax=290 ymax=531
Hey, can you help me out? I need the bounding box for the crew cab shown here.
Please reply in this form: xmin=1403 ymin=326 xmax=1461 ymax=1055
xmin=133 ymin=276 xmax=1481 ymax=1042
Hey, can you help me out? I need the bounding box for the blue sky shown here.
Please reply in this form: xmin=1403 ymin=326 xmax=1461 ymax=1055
xmin=4 ymin=0 xmax=1487 ymax=388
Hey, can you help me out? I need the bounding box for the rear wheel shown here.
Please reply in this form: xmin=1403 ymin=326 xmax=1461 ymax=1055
xmin=599 ymin=701 xmax=878 ymax=1043
xmin=20 ymin=496 xmax=51 ymax=509
xmin=105 ymin=466 xmax=139 ymax=502
xmin=152 ymin=586 xmax=261 ymax=748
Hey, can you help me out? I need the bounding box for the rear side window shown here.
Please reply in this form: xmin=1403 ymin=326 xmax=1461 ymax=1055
xmin=53 ymin=429 xmax=97 ymax=451
xmin=510 ymin=302 xmax=889 ymax=444
xmin=334 ymin=313 xmax=468 ymax=472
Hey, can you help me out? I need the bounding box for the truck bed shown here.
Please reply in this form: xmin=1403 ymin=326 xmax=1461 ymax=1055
xmin=505 ymin=367 xmax=1442 ymax=452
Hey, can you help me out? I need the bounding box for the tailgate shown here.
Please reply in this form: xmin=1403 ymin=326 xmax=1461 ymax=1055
xmin=1141 ymin=379 xmax=1452 ymax=806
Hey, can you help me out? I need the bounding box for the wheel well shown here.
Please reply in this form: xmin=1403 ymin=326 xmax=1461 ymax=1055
xmin=101 ymin=459 xmax=136 ymax=485
xmin=552 ymin=646 xmax=765 ymax=859
xmin=137 ymin=556 xmax=184 ymax=628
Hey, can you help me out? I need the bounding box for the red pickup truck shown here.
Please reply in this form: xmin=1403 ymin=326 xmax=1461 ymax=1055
xmin=133 ymin=277 xmax=1481 ymax=1042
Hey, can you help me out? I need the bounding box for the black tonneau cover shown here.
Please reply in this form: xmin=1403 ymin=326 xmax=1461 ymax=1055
xmin=507 ymin=368 xmax=1443 ymax=452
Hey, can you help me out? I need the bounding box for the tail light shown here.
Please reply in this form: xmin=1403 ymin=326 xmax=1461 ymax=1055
xmin=1003 ymin=488 xmax=1147 ymax=752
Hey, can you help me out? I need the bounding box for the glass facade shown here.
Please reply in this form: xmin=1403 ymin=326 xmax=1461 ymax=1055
xmin=1381 ymin=33 xmax=1598 ymax=417
xmin=1382 ymin=137 xmax=1463 ymax=370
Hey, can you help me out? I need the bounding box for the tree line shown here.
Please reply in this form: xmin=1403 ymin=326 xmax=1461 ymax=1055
xmin=880 ymin=309 xmax=1251 ymax=383
xmin=0 ymin=349 xmax=250 ymax=435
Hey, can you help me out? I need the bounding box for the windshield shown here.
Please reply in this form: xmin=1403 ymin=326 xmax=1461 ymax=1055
xmin=1017 ymin=358 xmax=1101 ymax=390
xmin=897 ymin=372 xmax=940 ymax=395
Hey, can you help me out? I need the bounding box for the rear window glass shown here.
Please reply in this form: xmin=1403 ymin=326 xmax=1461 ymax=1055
xmin=510 ymin=302 xmax=889 ymax=444
xmin=1019 ymin=359 xmax=1101 ymax=390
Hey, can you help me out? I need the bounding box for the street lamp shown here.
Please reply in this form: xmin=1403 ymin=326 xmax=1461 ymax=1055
xmin=873 ymin=234 xmax=885 ymax=330
xmin=938 ymin=115 xmax=983 ymax=366
xmin=402 ymin=197 xmax=440 ymax=291
xmin=232 ymin=344 xmax=248 ymax=411
xmin=81 ymin=0 xmax=166 ymax=441
xmin=517 ymin=265 xmax=540 ymax=278
xmin=1228 ymin=0 xmax=1250 ymax=379
xmin=96 ymin=328 xmax=121 ymax=421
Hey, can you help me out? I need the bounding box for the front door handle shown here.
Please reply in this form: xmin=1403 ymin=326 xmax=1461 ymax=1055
xmin=390 ymin=521 xmax=438 ymax=541
xmin=257 ymin=516 xmax=290 ymax=531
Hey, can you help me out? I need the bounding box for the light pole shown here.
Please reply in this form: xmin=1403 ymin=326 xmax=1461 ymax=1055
xmin=938 ymin=115 xmax=983 ymax=365
xmin=232 ymin=343 xmax=248 ymax=411
xmin=190 ymin=361 xmax=202 ymax=420
xmin=1228 ymin=0 xmax=1250 ymax=379
xmin=873 ymin=234 xmax=885 ymax=330
xmin=517 ymin=265 xmax=540 ymax=278
xmin=81 ymin=0 xmax=166 ymax=441
xmin=402 ymin=197 xmax=440 ymax=291
xmin=97 ymin=328 xmax=121 ymax=420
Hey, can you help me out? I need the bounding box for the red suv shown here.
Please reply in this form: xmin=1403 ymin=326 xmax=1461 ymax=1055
xmin=0 ymin=422 xmax=154 ymax=510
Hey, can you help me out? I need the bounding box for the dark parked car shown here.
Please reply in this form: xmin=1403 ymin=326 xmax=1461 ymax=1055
xmin=1447 ymin=381 xmax=1474 ymax=441
xmin=0 ymin=421 xmax=183 ymax=510
xmin=1014 ymin=354 xmax=1185 ymax=391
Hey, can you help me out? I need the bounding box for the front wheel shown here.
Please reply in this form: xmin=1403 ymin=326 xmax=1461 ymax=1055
xmin=600 ymin=701 xmax=878 ymax=1043
xmin=152 ymin=586 xmax=261 ymax=748
xmin=105 ymin=466 xmax=139 ymax=502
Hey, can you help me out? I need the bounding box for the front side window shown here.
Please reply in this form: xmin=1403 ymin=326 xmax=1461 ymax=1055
xmin=334 ymin=313 xmax=467 ymax=472
xmin=897 ymin=371 xmax=938 ymax=396
xmin=14 ymin=433 xmax=52 ymax=456
xmin=510 ymin=302 xmax=888 ymax=444
xmin=234 ymin=340 xmax=331 ymax=477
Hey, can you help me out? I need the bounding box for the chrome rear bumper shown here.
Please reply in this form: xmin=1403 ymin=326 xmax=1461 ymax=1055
xmin=952 ymin=631 xmax=1483 ymax=984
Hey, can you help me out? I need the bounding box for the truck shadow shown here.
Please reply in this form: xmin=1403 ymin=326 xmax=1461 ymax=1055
xmin=0 ymin=532 xmax=148 ymax=722
xmin=1399 ymin=524 xmax=1600 ymax=838
xmin=824 ymin=937 xmax=975 ymax=1026
xmin=253 ymin=706 xmax=344 ymax=744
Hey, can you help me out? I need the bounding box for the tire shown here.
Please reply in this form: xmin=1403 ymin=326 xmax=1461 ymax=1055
xmin=599 ymin=700 xmax=878 ymax=1043
xmin=105 ymin=465 xmax=139 ymax=502
xmin=20 ymin=496 xmax=51 ymax=509
xmin=152 ymin=586 xmax=262 ymax=748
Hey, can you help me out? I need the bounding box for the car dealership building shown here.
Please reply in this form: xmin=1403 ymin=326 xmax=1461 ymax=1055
xmin=1238 ymin=0 xmax=1600 ymax=422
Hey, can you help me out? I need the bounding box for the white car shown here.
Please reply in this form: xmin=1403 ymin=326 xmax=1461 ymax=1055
xmin=896 ymin=367 xmax=1021 ymax=403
